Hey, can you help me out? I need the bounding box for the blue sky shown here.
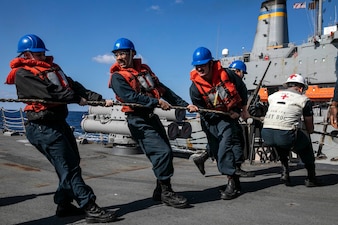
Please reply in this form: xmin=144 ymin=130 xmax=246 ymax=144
xmin=0 ymin=0 xmax=336 ymax=111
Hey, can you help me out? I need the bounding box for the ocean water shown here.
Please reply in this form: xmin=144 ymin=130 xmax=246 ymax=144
xmin=66 ymin=111 xmax=88 ymax=134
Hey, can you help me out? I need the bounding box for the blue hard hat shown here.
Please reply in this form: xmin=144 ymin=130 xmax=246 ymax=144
xmin=191 ymin=47 xmax=213 ymax=66
xmin=17 ymin=34 xmax=49 ymax=53
xmin=112 ymin=38 xmax=136 ymax=53
xmin=229 ymin=60 xmax=247 ymax=74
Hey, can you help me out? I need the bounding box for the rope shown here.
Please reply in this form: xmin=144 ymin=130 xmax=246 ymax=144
xmin=0 ymin=98 xmax=263 ymax=121
xmin=1 ymin=98 xmax=334 ymax=138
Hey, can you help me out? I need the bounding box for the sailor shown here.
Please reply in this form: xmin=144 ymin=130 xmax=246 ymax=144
xmin=189 ymin=47 xmax=250 ymax=200
xmin=231 ymin=60 xmax=270 ymax=162
xmin=261 ymin=74 xmax=318 ymax=187
xmin=228 ymin=60 xmax=247 ymax=79
xmin=5 ymin=34 xmax=117 ymax=223
xmin=192 ymin=59 xmax=255 ymax=178
xmin=108 ymin=38 xmax=198 ymax=208
xmin=229 ymin=60 xmax=258 ymax=175
xmin=329 ymin=78 xmax=338 ymax=129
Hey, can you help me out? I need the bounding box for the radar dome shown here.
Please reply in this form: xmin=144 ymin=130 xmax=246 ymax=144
xmin=222 ymin=48 xmax=229 ymax=57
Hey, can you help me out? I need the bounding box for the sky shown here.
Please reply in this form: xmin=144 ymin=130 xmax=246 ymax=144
xmin=0 ymin=0 xmax=337 ymax=111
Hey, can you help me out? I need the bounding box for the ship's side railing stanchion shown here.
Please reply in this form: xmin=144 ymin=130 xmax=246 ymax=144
xmin=0 ymin=107 xmax=27 ymax=135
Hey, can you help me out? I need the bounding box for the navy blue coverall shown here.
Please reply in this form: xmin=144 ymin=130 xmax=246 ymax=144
xmin=190 ymin=68 xmax=248 ymax=176
xmin=333 ymin=79 xmax=338 ymax=101
xmin=13 ymin=64 xmax=102 ymax=208
xmin=110 ymin=73 xmax=189 ymax=181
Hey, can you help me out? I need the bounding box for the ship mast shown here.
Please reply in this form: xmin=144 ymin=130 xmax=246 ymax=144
xmin=316 ymin=0 xmax=323 ymax=36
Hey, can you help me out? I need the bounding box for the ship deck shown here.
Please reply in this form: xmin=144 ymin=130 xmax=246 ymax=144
xmin=1 ymin=134 xmax=338 ymax=225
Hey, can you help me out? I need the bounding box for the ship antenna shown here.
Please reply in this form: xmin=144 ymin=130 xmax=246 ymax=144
xmin=335 ymin=5 xmax=337 ymax=24
xmin=216 ymin=25 xmax=220 ymax=59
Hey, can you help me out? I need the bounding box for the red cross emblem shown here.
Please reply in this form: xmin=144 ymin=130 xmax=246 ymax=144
xmin=281 ymin=94 xmax=288 ymax=99
xmin=289 ymin=74 xmax=297 ymax=79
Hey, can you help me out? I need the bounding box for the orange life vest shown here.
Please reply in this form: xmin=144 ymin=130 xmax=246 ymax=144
xmin=109 ymin=58 xmax=165 ymax=112
xmin=6 ymin=57 xmax=70 ymax=112
xmin=190 ymin=60 xmax=242 ymax=111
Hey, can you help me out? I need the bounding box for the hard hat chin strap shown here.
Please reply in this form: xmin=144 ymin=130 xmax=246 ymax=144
xmin=127 ymin=49 xmax=134 ymax=67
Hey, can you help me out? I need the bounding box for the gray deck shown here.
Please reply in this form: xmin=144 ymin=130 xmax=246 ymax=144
xmin=1 ymin=134 xmax=338 ymax=225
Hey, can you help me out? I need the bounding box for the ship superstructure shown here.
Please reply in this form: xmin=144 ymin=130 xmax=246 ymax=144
xmin=221 ymin=0 xmax=338 ymax=103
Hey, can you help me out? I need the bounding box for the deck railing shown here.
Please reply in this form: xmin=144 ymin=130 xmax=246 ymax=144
xmin=0 ymin=107 xmax=26 ymax=134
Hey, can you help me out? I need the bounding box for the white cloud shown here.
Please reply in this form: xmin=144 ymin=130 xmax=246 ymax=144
xmin=92 ymin=53 xmax=145 ymax=65
xmin=92 ymin=54 xmax=115 ymax=64
xmin=175 ymin=0 xmax=183 ymax=4
xmin=150 ymin=5 xmax=160 ymax=11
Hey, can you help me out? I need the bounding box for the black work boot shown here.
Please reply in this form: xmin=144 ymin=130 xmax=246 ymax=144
xmin=193 ymin=151 xmax=209 ymax=175
xmin=220 ymin=175 xmax=241 ymax=200
xmin=280 ymin=160 xmax=291 ymax=186
xmin=305 ymin=165 xmax=318 ymax=187
xmin=84 ymin=199 xmax=117 ymax=223
xmin=56 ymin=202 xmax=85 ymax=217
xmin=160 ymin=179 xmax=188 ymax=208
xmin=152 ymin=179 xmax=162 ymax=201
xmin=233 ymin=175 xmax=241 ymax=193
xmin=235 ymin=164 xmax=255 ymax=177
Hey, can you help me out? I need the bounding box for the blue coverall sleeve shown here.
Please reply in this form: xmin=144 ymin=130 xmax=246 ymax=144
xmin=110 ymin=73 xmax=159 ymax=108
xmin=15 ymin=68 xmax=81 ymax=103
